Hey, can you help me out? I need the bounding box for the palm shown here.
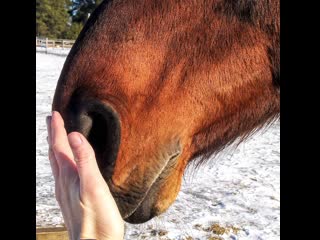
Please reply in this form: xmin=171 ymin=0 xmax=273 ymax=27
xmin=47 ymin=111 xmax=124 ymax=240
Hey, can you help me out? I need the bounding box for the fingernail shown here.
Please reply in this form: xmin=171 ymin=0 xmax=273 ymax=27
xmin=69 ymin=133 xmax=83 ymax=148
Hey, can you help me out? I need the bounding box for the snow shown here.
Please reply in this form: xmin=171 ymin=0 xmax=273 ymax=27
xmin=36 ymin=47 xmax=71 ymax=56
xmin=36 ymin=52 xmax=280 ymax=239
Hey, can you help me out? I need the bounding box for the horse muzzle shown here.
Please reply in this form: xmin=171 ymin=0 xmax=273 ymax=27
xmin=54 ymin=93 xmax=181 ymax=223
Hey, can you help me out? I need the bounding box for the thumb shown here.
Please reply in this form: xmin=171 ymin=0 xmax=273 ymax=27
xmin=68 ymin=132 xmax=101 ymax=183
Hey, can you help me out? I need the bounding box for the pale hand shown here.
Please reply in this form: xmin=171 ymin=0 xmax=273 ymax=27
xmin=46 ymin=111 xmax=124 ymax=240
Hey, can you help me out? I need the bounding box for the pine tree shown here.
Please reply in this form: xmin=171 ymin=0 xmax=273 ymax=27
xmin=36 ymin=0 xmax=103 ymax=40
xmin=63 ymin=22 xmax=83 ymax=39
xmin=36 ymin=0 xmax=70 ymax=38
xmin=63 ymin=0 xmax=103 ymax=39
xmin=69 ymin=0 xmax=103 ymax=25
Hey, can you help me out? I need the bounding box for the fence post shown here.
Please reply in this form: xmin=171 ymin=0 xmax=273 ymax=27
xmin=36 ymin=37 xmax=75 ymax=54
xmin=45 ymin=38 xmax=48 ymax=54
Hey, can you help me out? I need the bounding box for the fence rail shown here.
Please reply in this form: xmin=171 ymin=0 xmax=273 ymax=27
xmin=36 ymin=227 xmax=69 ymax=240
xmin=36 ymin=37 xmax=75 ymax=49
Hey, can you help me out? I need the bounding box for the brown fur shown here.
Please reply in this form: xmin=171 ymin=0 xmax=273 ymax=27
xmin=53 ymin=0 xmax=279 ymax=223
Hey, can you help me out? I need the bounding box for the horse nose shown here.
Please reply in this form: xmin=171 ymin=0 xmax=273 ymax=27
xmin=65 ymin=98 xmax=121 ymax=180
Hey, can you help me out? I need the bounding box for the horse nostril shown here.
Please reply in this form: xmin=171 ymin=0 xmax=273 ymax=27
xmin=87 ymin=111 xmax=108 ymax=162
xmin=66 ymin=97 xmax=121 ymax=180
xmin=87 ymin=112 xmax=110 ymax=158
xmin=86 ymin=102 xmax=121 ymax=180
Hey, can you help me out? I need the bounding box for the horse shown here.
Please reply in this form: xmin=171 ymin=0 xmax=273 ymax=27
xmin=52 ymin=0 xmax=280 ymax=224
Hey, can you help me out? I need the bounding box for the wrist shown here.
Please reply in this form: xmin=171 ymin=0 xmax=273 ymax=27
xmin=78 ymin=219 xmax=124 ymax=240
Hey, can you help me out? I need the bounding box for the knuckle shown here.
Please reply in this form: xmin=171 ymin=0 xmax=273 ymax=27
xmin=75 ymin=148 xmax=94 ymax=164
xmin=52 ymin=143 xmax=63 ymax=152
xmin=53 ymin=151 xmax=66 ymax=161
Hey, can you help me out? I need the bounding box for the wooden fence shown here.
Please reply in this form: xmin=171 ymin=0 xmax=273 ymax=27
xmin=36 ymin=38 xmax=75 ymax=49
xmin=36 ymin=227 xmax=69 ymax=240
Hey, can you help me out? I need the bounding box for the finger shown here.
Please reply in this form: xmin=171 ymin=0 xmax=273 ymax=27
xmin=46 ymin=116 xmax=59 ymax=180
xmin=51 ymin=111 xmax=76 ymax=168
xmin=46 ymin=116 xmax=52 ymax=145
xmin=68 ymin=132 xmax=102 ymax=185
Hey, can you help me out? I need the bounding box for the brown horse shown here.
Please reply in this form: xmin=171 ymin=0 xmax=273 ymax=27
xmin=52 ymin=0 xmax=280 ymax=224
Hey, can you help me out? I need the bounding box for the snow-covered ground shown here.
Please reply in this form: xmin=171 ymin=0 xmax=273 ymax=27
xmin=36 ymin=52 xmax=280 ymax=240
xmin=36 ymin=47 xmax=71 ymax=56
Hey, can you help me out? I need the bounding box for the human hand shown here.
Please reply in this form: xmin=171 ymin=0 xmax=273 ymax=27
xmin=46 ymin=111 xmax=124 ymax=240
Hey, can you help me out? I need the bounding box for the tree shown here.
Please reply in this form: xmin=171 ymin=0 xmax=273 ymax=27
xmin=36 ymin=0 xmax=71 ymax=38
xmin=36 ymin=0 xmax=103 ymax=39
xmin=63 ymin=22 xmax=83 ymax=40
xmin=69 ymin=0 xmax=103 ymax=25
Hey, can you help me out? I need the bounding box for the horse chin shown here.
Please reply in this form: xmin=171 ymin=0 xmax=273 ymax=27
xmin=113 ymin=157 xmax=180 ymax=224
xmin=123 ymin=191 xmax=160 ymax=224
xmin=121 ymin=176 xmax=167 ymax=223
xmin=108 ymin=144 xmax=182 ymax=223
xmin=109 ymin=173 xmax=165 ymax=224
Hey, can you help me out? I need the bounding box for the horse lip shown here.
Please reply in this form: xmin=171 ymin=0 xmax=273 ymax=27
xmin=111 ymin=149 xmax=181 ymax=221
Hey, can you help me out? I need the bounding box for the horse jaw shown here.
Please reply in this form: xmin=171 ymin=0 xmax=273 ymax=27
xmin=110 ymin=141 xmax=183 ymax=223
